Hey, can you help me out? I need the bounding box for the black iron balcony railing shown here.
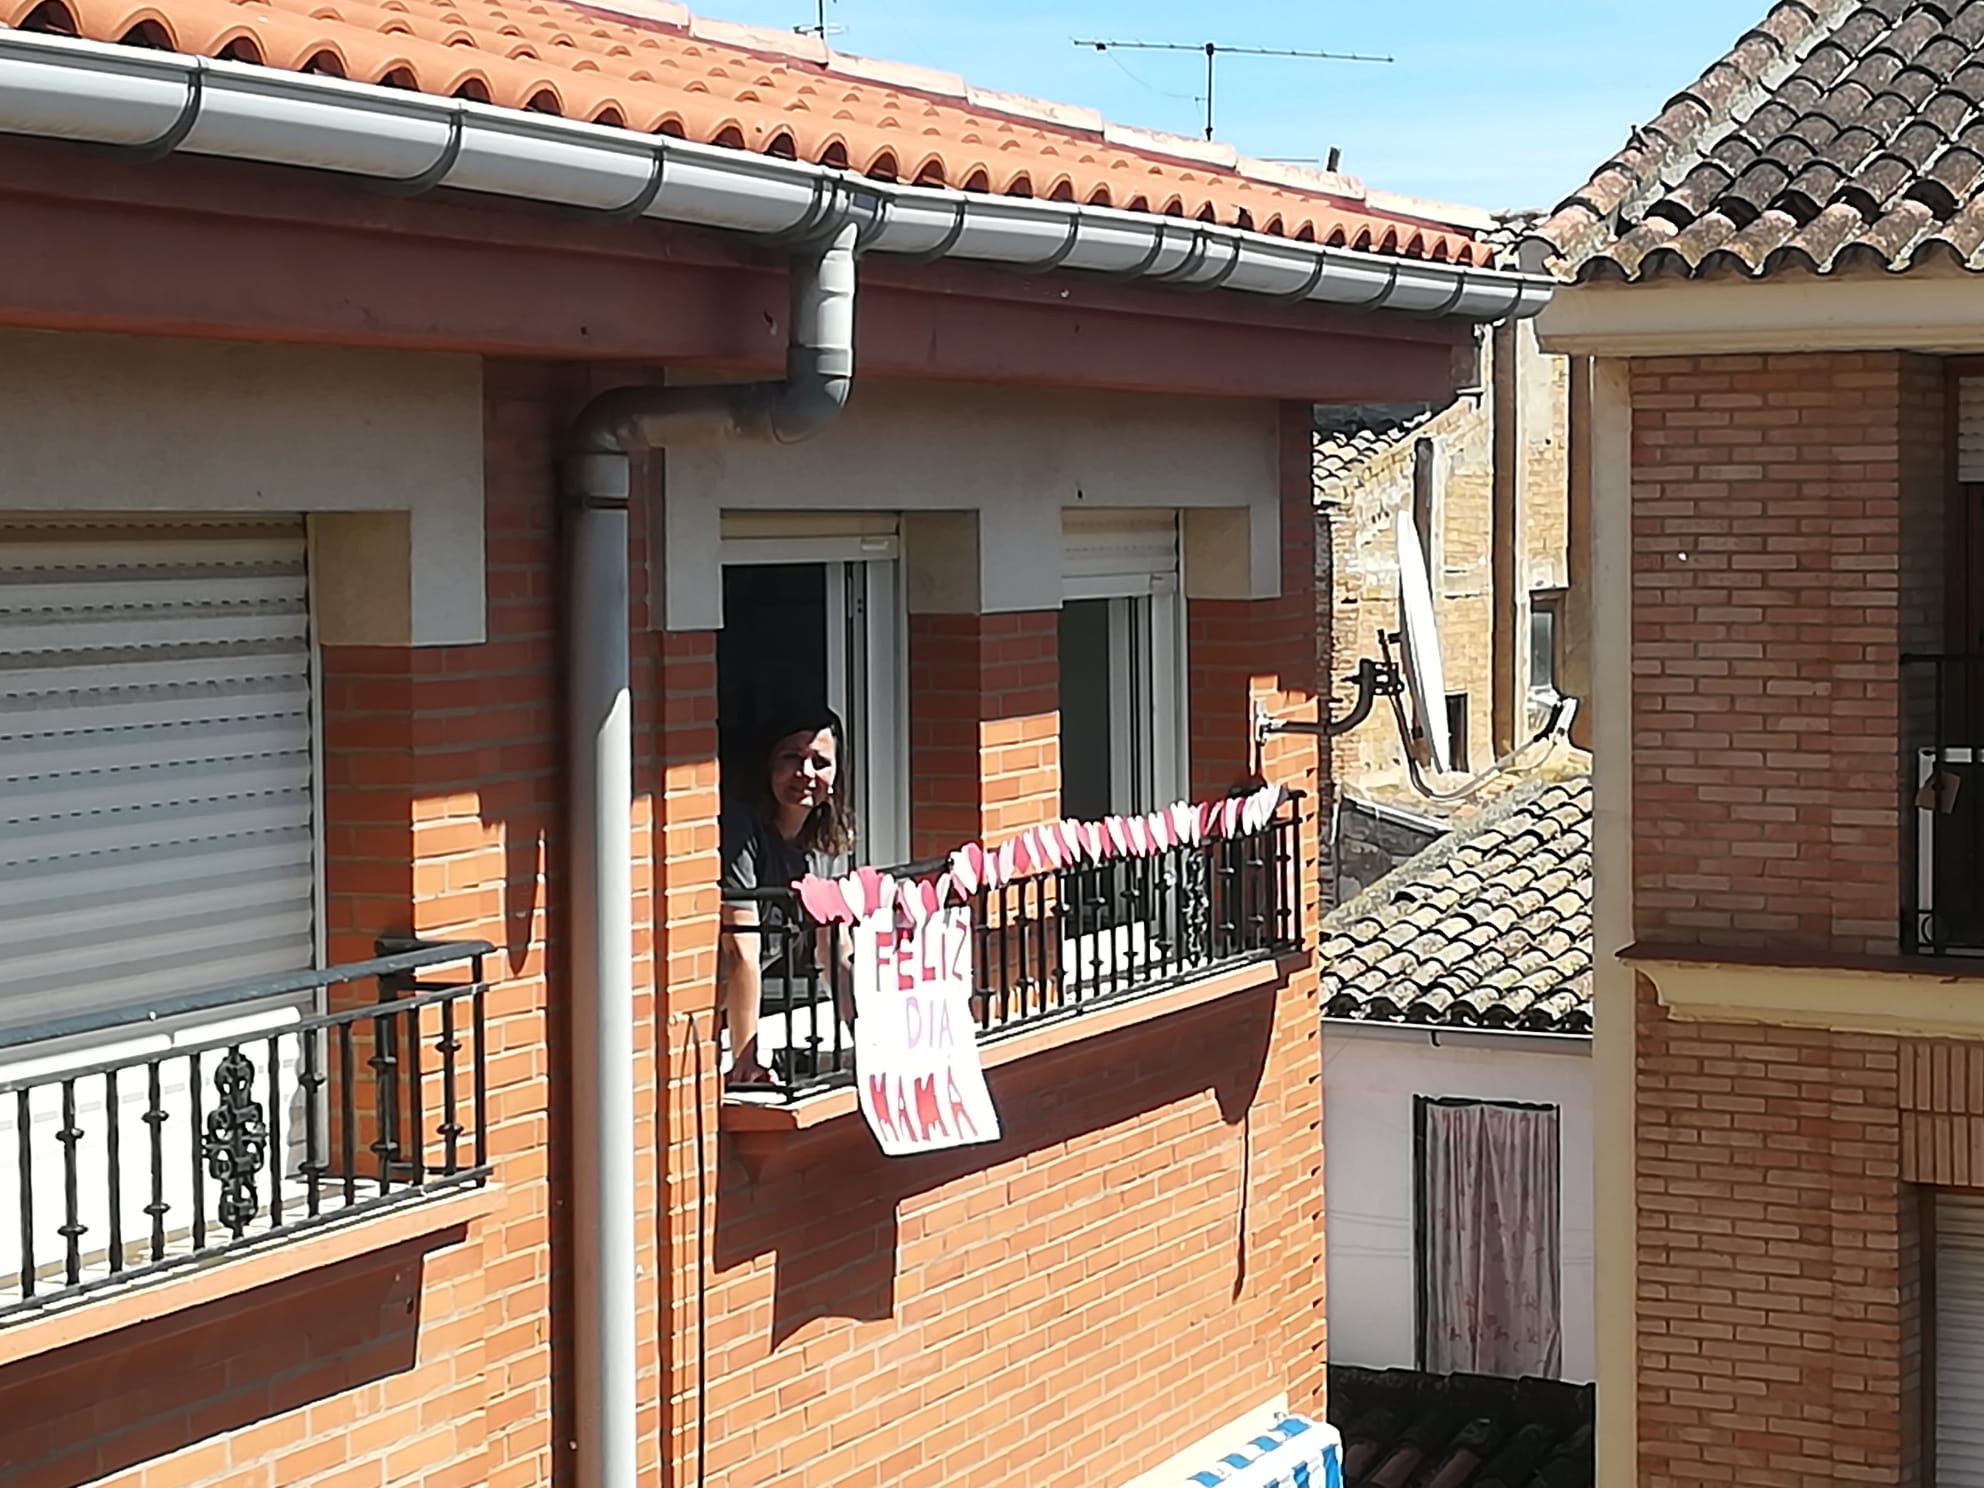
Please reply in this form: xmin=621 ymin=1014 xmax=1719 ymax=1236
xmin=1903 ymin=653 xmax=1984 ymax=955
xmin=722 ymin=793 xmax=1304 ymax=1099
xmin=0 ymin=940 xmax=492 ymax=1323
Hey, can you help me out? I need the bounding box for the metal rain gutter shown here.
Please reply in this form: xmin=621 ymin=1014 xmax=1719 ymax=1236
xmin=0 ymin=29 xmax=1555 ymax=321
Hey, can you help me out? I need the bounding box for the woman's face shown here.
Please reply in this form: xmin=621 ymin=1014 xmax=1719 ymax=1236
xmin=769 ymin=726 xmax=838 ymax=815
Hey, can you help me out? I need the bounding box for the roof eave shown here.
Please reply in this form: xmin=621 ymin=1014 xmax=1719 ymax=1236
xmin=0 ymin=30 xmax=1553 ymax=323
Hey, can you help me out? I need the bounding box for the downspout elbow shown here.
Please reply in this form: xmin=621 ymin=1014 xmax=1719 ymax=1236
xmin=566 ymin=217 xmax=859 ymax=467
xmin=766 ymin=219 xmax=857 ymax=443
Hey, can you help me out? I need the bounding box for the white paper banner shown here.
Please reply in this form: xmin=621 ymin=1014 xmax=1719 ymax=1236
xmin=851 ymin=906 xmax=1001 ymax=1156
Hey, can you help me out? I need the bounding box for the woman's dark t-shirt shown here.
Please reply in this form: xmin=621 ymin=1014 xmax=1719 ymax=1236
xmin=718 ymin=800 xmax=838 ymax=975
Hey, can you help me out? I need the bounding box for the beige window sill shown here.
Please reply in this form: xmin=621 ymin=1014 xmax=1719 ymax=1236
xmin=0 ymin=1182 xmax=499 ymax=1366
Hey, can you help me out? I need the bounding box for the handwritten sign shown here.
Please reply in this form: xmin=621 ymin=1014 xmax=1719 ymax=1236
xmin=851 ymin=906 xmax=1001 ymax=1156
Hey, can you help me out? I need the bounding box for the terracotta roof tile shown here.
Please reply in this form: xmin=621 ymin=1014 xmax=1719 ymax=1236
xmin=1329 ymin=1367 xmax=1594 ymax=1488
xmin=1529 ymin=0 xmax=1984 ymax=281
xmin=1 ymin=0 xmax=1491 ymax=265
xmin=1321 ymin=775 xmax=1592 ymax=1035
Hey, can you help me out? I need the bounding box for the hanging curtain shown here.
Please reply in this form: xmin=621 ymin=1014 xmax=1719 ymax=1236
xmin=1420 ymin=1099 xmax=1562 ymax=1377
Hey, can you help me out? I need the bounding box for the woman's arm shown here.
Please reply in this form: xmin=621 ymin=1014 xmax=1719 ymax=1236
xmin=720 ymin=899 xmax=767 ymax=1079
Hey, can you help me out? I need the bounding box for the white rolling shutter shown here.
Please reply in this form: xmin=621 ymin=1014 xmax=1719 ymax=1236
xmin=0 ymin=517 xmax=317 ymax=1040
xmin=1062 ymin=508 xmax=1180 ymax=600
xmin=1939 ymin=1192 xmax=1984 ymax=1484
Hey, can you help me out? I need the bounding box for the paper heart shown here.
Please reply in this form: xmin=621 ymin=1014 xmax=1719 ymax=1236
xmin=838 ymin=873 xmax=868 ymax=923
xmin=1125 ymin=815 xmax=1151 ymax=857
xmin=935 ymin=871 xmax=957 ymax=907
xmin=920 ymin=877 xmax=943 ymax=921
xmin=1198 ymin=800 xmax=1221 ymax=840
xmin=1104 ymin=816 xmax=1130 ymax=856
xmin=1248 ymin=783 xmax=1281 ymax=833
xmin=1080 ymin=821 xmax=1105 ymax=861
xmin=898 ymin=876 xmax=939 ymax=926
xmin=797 ymin=874 xmax=851 ymax=925
xmin=1012 ymin=830 xmax=1037 ymax=877
xmin=950 ymin=843 xmax=984 ymax=897
xmin=1170 ymin=801 xmax=1198 ymax=846
xmin=853 ymin=865 xmax=889 ymax=917
xmin=1222 ymin=797 xmax=1243 ymax=837
xmin=1147 ymin=810 xmax=1174 ymax=852
xmin=1036 ymin=826 xmax=1065 ymax=870
xmin=1059 ymin=820 xmax=1082 ymax=862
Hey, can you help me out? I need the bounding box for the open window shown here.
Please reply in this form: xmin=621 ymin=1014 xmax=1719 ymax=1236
xmin=1058 ymin=509 xmax=1187 ymax=819
xmin=1413 ymin=1096 xmax=1563 ymax=1379
xmin=716 ymin=513 xmax=907 ymax=868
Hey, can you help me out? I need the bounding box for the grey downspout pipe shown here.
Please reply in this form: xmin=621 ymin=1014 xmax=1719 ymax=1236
xmin=559 ymin=215 xmax=858 ymax=1488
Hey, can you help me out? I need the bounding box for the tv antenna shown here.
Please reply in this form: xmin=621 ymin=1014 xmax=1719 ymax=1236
xmin=795 ymin=0 xmax=842 ymax=40
xmin=1073 ymin=39 xmax=1392 ymax=141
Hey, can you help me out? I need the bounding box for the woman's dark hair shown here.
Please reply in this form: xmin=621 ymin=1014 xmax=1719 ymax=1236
xmin=754 ymin=703 xmax=856 ymax=859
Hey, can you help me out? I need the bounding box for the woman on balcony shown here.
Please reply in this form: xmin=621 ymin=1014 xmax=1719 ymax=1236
xmin=718 ymin=704 xmax=857 ymax=1090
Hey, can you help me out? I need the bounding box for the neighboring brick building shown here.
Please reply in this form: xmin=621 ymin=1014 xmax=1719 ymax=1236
xmin=1528 ymin=5 xmax=1984 ymax=1486
xmin=0 ymin=6 xmax=1549 ymax=1488
xmin=1315 ymin=234 xmax=1585 ymax=904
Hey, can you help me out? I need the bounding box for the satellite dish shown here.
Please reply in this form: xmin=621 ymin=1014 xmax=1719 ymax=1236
xmin=1394 ymin=509 xmax=1450 ymax=774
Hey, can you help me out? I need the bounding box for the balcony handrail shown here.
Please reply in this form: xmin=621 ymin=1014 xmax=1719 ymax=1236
xmin=0 ymin=939 xmax=496 ymax=1053
xmin=1 ymin=940 xmax=492 ymax=1324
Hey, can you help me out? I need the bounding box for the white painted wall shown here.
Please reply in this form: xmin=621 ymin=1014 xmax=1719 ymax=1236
xmin=0 ymin=328 xmax=486 ymax=645
xmin=1321 ymin=1022 xmax=1594 ymax=1381
xmin=659 ymin=379 xmax=1282 ymax=626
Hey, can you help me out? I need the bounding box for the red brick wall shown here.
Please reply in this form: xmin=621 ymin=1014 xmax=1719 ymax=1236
xmin=1626 ymin=353 xmax=1955 ymax=1487
xmin=0 ymin=361 xmax=574 ymax=1488
xmin=1630 ymin=352 xmax=1945 ymax=957
xmin=1633 ymin=982 xmax=1933 ymax=1488
xmin=0 ymin=380 xmax=1327 ymax=1488
xmin=656 ymin=403 xmax=1328 ymax=1488
xmin=907 ymin=611 xmax=1062 ymax=860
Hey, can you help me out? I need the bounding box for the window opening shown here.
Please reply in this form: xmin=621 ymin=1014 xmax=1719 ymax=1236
xmin=1444 ymin=692 xmax=1471 ymax=774
xmin=1530 ymin=591 xmax=1563 ymax=698
xmin=1412 ymin=1096 xmax=1563 ymax=1378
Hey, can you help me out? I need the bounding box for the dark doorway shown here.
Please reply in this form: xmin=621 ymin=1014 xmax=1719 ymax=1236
xmin=718 ymin=563 xmax=829 ymax=796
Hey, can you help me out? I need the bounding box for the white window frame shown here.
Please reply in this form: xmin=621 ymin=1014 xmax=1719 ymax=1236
xmin=1061 ymin=510 xmax=1189 ymax=814
xmin=719 ymin=527 xmax=909 ymax=868
xmin=1098 ymin=582 xmax=1187 ymax=813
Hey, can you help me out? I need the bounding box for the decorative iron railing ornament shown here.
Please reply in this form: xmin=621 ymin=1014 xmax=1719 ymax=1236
xmin=203 ymin=1049 xmax=269 ymax=1237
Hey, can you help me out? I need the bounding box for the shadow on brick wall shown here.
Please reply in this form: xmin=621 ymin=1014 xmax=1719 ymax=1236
xmin=711 ymin=979 xmax=1276 ymax=1348
xmin=0 ymin=1230 xmax=459 ymax=1488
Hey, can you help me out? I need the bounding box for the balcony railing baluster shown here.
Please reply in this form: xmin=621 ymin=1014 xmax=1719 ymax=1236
xmin=0 ymin=941 xmax=493 ymax=1325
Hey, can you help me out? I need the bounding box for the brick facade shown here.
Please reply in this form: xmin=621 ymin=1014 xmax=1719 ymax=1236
xmin=0 ymin=375 xmax=1329 ymax=1488
xmin=1626 ymin=352 xmax=1957 ymax=1488
xmin=1631 ymin=352 xmax=1944 ymax=957
xmin=908 ymin=612 xmax=1063 ymax=860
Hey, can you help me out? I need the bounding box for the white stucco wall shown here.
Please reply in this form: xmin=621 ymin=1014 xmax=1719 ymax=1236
xmin=658 ymin=379 xmax=1282 ymax=626
xmin=0 ymin=328 xmax=485 ymax=645
xmin=1322 ymin=1022 xmax=1594 ymax=1381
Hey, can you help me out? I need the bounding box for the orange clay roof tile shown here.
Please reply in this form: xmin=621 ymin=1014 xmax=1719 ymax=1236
xmin=1 ymin=0 xmax=1492 ymax=265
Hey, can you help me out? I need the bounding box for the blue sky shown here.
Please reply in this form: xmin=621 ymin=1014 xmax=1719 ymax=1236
xmin=690 ymin=1 xmax=1762 ymax=210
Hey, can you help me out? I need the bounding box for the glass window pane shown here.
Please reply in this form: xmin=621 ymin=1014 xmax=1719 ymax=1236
xmin=1058 ymin=598 xmax=1115 ymax=821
